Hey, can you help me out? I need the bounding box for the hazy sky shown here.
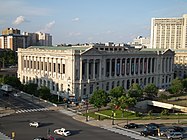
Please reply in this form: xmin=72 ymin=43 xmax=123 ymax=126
xmin=1 ymin=0 xmax=187 ymax=45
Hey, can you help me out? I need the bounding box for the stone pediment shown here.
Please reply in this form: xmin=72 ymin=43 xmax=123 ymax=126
xmin=163 ymin=49 xmax=175 ymax=55
xmin=81 ymin=47 xmax=102 ymax=56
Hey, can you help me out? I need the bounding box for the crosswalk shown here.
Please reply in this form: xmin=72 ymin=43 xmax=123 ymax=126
xmin=15 ymin=108 xmax=49 ymax=114
xmin=0 ymin=132 xmax=13 ymax=140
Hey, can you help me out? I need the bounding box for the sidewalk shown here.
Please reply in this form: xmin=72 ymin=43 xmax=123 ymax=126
xmin=72 ymin=111 xmax=187 ymax=128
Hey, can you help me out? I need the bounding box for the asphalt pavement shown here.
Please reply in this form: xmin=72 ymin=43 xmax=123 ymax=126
xmin=1 ymin=92 xmax=187 ymax=140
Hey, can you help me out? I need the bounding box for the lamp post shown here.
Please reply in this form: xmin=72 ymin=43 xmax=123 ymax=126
xmin=112 ymin=111 xmax=115 ymax=125
xmin=57 ymin=92 xmax=59 ymax=102
xmin=86 ymin=94 xmax=89 ymax=122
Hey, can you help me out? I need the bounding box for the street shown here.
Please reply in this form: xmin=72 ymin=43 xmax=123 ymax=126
xmin=0 ymin=111 xmax=135 ymax=140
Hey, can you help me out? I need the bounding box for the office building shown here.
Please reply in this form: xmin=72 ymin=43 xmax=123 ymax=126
xmin=0 ymin=28 xmax=53 ymax=51
xmin=150 ymin=14 xmax=187 ymax=50
xmin=0 ymin=28 xmax=28 ymax=51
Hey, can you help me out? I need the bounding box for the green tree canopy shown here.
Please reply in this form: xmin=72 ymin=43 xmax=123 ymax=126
xmin=127 ymin=83 xmax=143 ymax=99
xmin=168 ymin=78 xmax=183 ymax=94
xmin=143 ymin=83 xmax=158 ymax=99
xmin=38 ymin=86 xmax=51 ymax=100
xmin=182 ymin=78 xmax=187 ymax=91
xmin=89 ymin=89 xmax=108 ymax=111
xmin=118 ymin=95 xmax=136 ymax=117
xmin=23 ymin=83 xmax=38 ymax=95
xmin=109 ymin=86 xmax=124 ymax=99
xmin=4 ymin=76 xmax=22 ymax=90
xmin=109 ymin=86 xmax=125 ymax=109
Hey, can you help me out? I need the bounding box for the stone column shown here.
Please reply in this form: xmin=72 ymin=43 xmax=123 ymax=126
xmin=150 ymin=58 xmax=153 ymax=74
xmin=138 ymin=58 xmax=141 ymax=75
xmin=80 ymin=58 xmax=83 ymax=81
xmin=109 ymin=59 xmax=112 ymax=77
xmin=120 ymin=58 xmax=122 ymax=76
xmin=93 ymin=59 xmax=95 ymax=79
xmin=87 ymin=59 xmax=89 ymax=79
xmin=99 ymin=59 xmax=102 ymax=79
xmin=129 ymin=58 xmax=132 ymax=76
xmin=142 ymin=58 xmax=145 ymax=74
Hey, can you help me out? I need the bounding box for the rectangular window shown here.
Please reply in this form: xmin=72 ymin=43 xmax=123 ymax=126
xmin=49 ymin=63 xmax=51 ymax=71
xmin=58 ymin=64 xmax=60 ymax=73
xmin=53 ymin=63 xmax=56 ymax=72
xmin=41 ymin=62 xmax=43 ymax=70
xmin=34 ymin=61 xmax=36 ymax=69
xmin=62 ymin=64 xmax=65 ymax=74
xmin=45 ymin=62 xmax=47 ymax=71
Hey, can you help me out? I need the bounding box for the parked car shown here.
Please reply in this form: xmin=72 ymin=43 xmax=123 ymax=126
xmin=54 ymin=128 xmax=71 ymax=136
xmin=166 ymin=132 xmax=183 ymax=139
xmin=124 ymin=123 xmax=138 ymax=129
xmin=159 ymin=128 xmax=176 ymax=137
xmin=29 ymin=121 xmax=40 ymax=128
xmin=146 ymin=123 xmax=159 ymax=129
xmin=173 ymin=126 xmax=184 ymax=132
xmin=140 ymin=128 xmax=158 ymax=137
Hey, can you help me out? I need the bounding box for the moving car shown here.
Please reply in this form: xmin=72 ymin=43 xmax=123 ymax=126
xmin=166 ymin=132 xmax=183 ymax=139
xmin=13 ymin=93 xmax=21 ymax=97
xmin=124 ymin=123 xmax=138 ymax=129
xmin=34 ymin=137 xmax=48 ymax=140
xmin=29 ymin=121 xmax=40 ymax=128
xmin=54 ymin=128 xmax=71 ymax=136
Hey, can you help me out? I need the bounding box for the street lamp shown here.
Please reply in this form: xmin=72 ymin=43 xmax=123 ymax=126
xmin=57 ymin=92 xmax=59 ymax=102
xmin=112 ymin=111 xmax=115 ymax=125
xmin=85 ymin=94 xmax=89 ymax=122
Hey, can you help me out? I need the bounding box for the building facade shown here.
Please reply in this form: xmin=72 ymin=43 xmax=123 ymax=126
xmin=174 ymin=49 xmax=187 ymax=78
xmin=0 ymin=28 xmax=28 ymax=51
xmin=17 ymin=44 xmax=175 ymax=100
xmin=0 ymin=28 xmax=52 ymax=51
xmin=129 ymin=36 xmax=150 ymax=49
xmin=150 ymin=14 xmax=187 ymax=50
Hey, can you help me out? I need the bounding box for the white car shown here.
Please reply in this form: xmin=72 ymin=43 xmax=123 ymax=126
xmin=14 ymin=93 xmax=21 ymax=97
xmin=54 ymin=128 xmax=71 ymax=136
xmin=29 ymin=121 xmax=40 ymax=128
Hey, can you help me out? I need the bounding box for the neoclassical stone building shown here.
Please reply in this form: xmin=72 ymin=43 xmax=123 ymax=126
xmin=17 ymin=44 xmax=175 ymax=100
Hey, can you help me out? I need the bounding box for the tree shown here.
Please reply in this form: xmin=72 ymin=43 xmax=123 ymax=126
xmin=168 ymin=78 xmax=183 ymax=95
xmin=127 ymin=83 xmax=143 ymax=99
xmin=0 ymin=49 xmax=17 ymax=69
xmin=23 ymin=83 xmax=38 ymax=95
xmin=143 ymin=83 xmax=158 ymax=99
xmin=38 ymin=86 xmax=51 ymax=100
xmin=109 ymin=86 xmax=125 ymax=109
xmin=118 ymin=95 xmax=136 ymax=117
xmin=182 ymin=78 xmax=187 ymax=91
xmin=89 ymin=89 xmax=108 ymax=111
xmin=4 ymin=76 xmax=22 ymax=90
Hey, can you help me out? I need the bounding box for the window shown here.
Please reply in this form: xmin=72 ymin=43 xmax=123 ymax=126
xmin=58 ymin=64 xmax=60 ymax=73
xmin=62 ymin=64 xmax=65 ymax=74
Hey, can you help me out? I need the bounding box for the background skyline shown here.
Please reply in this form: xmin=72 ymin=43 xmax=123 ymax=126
xmin=0 ymin=0 xmax=187 ymax=45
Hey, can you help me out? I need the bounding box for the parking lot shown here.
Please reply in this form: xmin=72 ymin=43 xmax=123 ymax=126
xmin=121 ymin=123 xmax=187 ymax=140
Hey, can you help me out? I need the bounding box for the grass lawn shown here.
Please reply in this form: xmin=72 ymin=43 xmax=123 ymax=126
xmin=85 ymin=109 xmax=187 ymax=121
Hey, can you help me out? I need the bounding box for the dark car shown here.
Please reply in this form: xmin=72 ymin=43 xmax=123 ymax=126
xmin=124 ymin=123 xmax=138 ymax=129
xmin=146 ymin=123 xmax=159 ymax=130
xmin=173 ymin=126 xmax=184 ymax=132
xmin=140 ymin=128 xmax=158 ymax=137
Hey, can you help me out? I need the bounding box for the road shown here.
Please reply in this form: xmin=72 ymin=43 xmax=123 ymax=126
xmin=0 ymin=111 xmax=135 ymax=140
